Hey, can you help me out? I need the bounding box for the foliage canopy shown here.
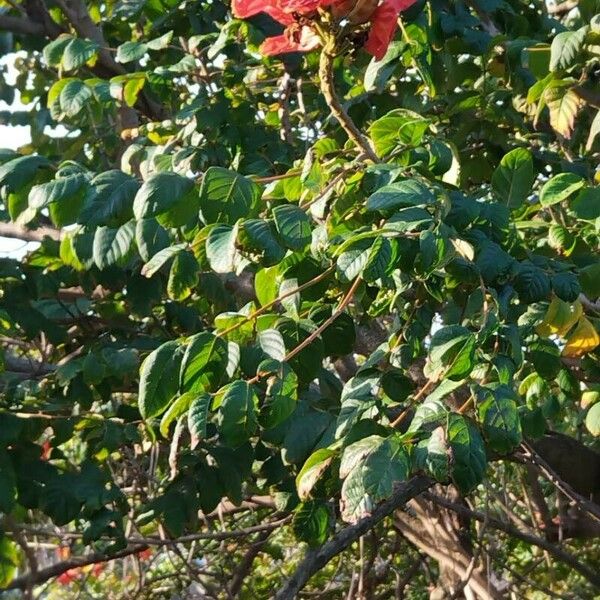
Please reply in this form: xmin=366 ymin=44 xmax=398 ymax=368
xmin=0 ymin=0 xmax=600 ymax=597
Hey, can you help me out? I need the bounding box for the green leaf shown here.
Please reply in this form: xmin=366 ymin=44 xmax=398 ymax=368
xmin=258 ymin=358 xmax=298 ymax=429
xmin=147 ymin=31 xmax=174 ymax=50
xmin=206 ymin=224 xmax=239 ymax=273
xmin=413 ymin=426 xmax=450 ymax=482
xmin=141 ymin=244 xmax=185 ymax=277
xmin=216 ymin=380 xmax=258 ymax=447
xmin=116 ymin=41 xmax=148 ymax=63
xmin=364 ymin=41 xmax=406 ymax=92
xmin=59 ymin=79 xmax=92 ymax=117
xmin=0 ymin=537 xmax=19 ymax=587
xmin=139 ymin=340 xmax=183 ymax=419
xmin=491 ymin=148 xmax=534 ymax=209
xmin=133 ymin=172 xmax=195 ymax=222
xmin=93 ymin=221 xmax=135 ymax=269
xmin=272 ymin=204 xmax=312 ymax=251
xmin=539 ymin=173 xmax=584 ymax=207
xmin=476 ymin=385 xmax=522 ymax=454
xmin=80 ymin=170 xmax=139 ymax=227
xmin=387 ymin=207 xmax=433 ymax=231
xmin=258 ymin=328 xmax=286 ymax=360
xmin=293 ymin=501 xmax=329 ymax=547
xmin=475 ymin=241 xmax=514 ymax=283
xmin=571 ymin=187 xmax=600 ymax=220
xmin=586 ymin=109 xmax=600 ymax=151
xmin=580 ymin=263 xmax=600 ymax=298
xmin=447 ymin=413 xmax=487 ymax=493
xmin=159 ymin=392 xmax=194 ymax=438
xmin=513 ymin=263 xmax=551 ymax=303
xmin=585 ymin=402 xmax=600 ymax=436
xmin=336 ymin=239 xmax=371 ymax=283
xmin=278 ymin=319 xmax=324 ymax=385
xmin=408 ymin=397 xmax=449 ymax=432
xmin=25 ymin=173 xmax=88 ymax=226
xmin=43 ymin=34 xmax=73 ymax=66
xmin=366 ymin=180 xmax=435 ymax=212
xmin=548 ymin=224 xmax=575 ymax=253
xmin=369 ymin=109 xmax=430 ymax=156
xmin=168 ymin=250 xmax=199 ymax=300
xmin=0 ymin=154 xmax=51 ymax=194
xmin=0 ymin=451 xmax=16 ymax=513
xmin=62 ymin=37 xmax=100 ymax=71
xmin=200 ymin=167 xmax=260 ymax=224
xmin=180 ymin=332 xmax=228 ymax=394
xmin=188 ymin=392 xmax=212 ymax=447
xmin=424 ymin=325 xmax=476 ymax=382
xmin=82 ymin=351 xmax=105 ymax=384
xmin=529 ymin=338 xmax=562 ymax=379
xmin=281 ymin=405 xmax=335 ymax=465
xmin=550 ymin=28 xmax=588 ymax=71
xmin=551 ymin=271 xmax=581 ymax=303
xmin=340 ymin=434 xmax=409 ymax=523
xmin=296 ymin=448 xmax=336 ymax=501
xmin=136 ymin=219 xmax=171 ymax=264
xmin=241 ymin=219 xmax=286 ymax=266
xmin=29 ymin=173 xmax=87 ymax=210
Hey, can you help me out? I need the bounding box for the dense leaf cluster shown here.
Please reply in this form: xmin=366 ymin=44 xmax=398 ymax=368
xmin=0 ymin=0 xmax=599 ymax=597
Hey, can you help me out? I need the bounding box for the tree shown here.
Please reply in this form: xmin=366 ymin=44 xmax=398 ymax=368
xmin=0 ymin=0 xmax=599 ymax=597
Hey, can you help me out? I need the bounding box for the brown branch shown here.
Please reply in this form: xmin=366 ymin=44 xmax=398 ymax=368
xmin=318 ymin=38 xmax=379 ymax=163
xmin=522 ymin=442 xmax=600 ymax=523
xmin=274 ymin=476 xmax=432 ymax=600
xmin=228 ymin=530 xmax=272 ymax=597
xmin=0 ymin=221 xmax=61 ymax=242
xmin=0 ymin=14 xmax=45 ymax=36
xmin=283 ymin=276 xmax=361 ymax=363
xmin=547 ymin=0 xmax=578 ymax=14
xmin=3 ymin=544 xmax=149 ymax=592
xmin=425 ymin=492 xmax=600 ymax=589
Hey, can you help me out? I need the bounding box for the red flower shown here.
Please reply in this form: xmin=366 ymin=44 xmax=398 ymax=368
xmin=136 ymin=548 xmax=153 ymax=560
xmin=232 ymin=0 xmax=417 ymax=59
xmin=364 ymin=0 xmax=417 ymax=60
xmin=40 ymin=440 xmax=52 ymax=461
xmin=57 ymin=569 xmax=79 ymax=585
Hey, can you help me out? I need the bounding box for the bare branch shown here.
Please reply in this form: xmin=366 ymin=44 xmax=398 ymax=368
xmin=0 ymin=14 xmax=45 ymax=36
xmin=274 ymin=476 xmax=432 ymax=600
xmin=3 ymin=544 xmax=149 ymax=592
xmin=426 ymin=492 xmax=600 ymax=589
xmin=0 ymin=221 xmax=62 ymax=242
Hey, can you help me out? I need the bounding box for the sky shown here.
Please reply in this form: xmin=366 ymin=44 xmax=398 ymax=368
xmin=0 ymin=53 xmax=37 ymax=259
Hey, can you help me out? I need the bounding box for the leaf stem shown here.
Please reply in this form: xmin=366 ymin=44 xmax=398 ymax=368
xmin=217 ymin=265 xmax=336 ymax=338
xmin=284 ymin=276 xmax=362 ymax=363
xmin=318 ymin=36 xmax=379 ymax=163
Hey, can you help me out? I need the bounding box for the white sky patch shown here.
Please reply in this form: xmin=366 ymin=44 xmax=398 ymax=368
xmin=0 ymin=53 xmax=36 ymax=258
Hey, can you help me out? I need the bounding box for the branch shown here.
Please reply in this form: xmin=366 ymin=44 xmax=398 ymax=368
xmin=0 ymin=14 xmax=45 ymax=36
xmin=228 ymin=529 xmax=272 ymax=597
xmin=0 ymin=221 xmax=62 ymax=242
xmin=274 ymin=476 xmax=432 ymax=600
xmin=318 ymin=39 xmax=379 ymax=163
xmin=522 ymin=442 xmax=600 ymax=523
xmin=426 ymin=492 xmax=600 ymax=589
xmin=3 ymin=544 xmax=148 ymax=591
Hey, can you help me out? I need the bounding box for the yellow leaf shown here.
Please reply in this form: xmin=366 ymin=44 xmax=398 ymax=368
xmin=451 ymin=238 xmax=475 ymax=261
xmin=562 ymin=317 xmax=600 ymax=358
xmin=536 ymin=296 xmax=582 ymax=338
xmin=546 ymin=87 xmax=583 ymax=139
